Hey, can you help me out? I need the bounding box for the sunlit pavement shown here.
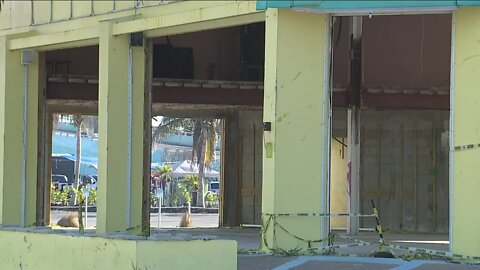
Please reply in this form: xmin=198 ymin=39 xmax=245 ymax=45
xmin=238 ymin=255 xmax=480 ymax=270
xmin=50 ymin=211 xmax=219 ymax=228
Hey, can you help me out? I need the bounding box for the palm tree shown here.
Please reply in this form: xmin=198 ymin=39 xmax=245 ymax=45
xmin=153 ymin=118 xmax=218 ymax=207
xmin=191 ymin=119 xmax=217 ymax=208
xmin=152 ymin=164 xmax=173 ymax=205
xmin=53 ymin=114 xmax=95 ymax=205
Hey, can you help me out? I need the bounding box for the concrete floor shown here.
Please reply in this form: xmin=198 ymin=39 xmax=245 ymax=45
xmin=238 ymin=255 xmax=480 ymax=270
xmin=160 ymin=228 xmax=449 ymax=254
xmin=50 ymin=212 xmax=478 ymax=269
xmin=154 ymin=228 xmax=479 ymax=270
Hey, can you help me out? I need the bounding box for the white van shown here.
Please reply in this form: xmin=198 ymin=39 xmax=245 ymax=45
xmin=209 ymin=181 xmax=220 ymax=194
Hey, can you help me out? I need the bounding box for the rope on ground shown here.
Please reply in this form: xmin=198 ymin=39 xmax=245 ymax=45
xmin=371 ymin=200 xmax=386 ymax=246
xmin=261 ymin=213 xmax=331 ymax=251
xmin=272 ymin=213 xmax=376 ymax=218
xmin=259 ymin=202 xmax=480 ymax=264
xmin=384 ymin=242 xmax=480 ymax=263
xmin=261 ymin=209 xmax=379 ymax=251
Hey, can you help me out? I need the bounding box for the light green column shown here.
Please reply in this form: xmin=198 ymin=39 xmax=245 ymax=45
xmin=0 ymin=36 xmax=39 ymax=227
xmin=262 ymin=9 xmax=331 ymax=251
xmin=97 ymin=24 xmax=145 ymax=235
xmin=452 ymin=7 xmax=480 ymax=257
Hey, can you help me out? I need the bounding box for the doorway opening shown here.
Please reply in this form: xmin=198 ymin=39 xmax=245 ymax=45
xmin=49 ymin=114 xmax=98 ymax=230
xmin=329 ymin=13 xmax=452 ymax=253
xmin=150 ymin=116 xmax=222 ymax=229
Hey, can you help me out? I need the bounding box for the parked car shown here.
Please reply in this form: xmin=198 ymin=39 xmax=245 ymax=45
xmin=52 ymin=174 xmax=70 ymax=191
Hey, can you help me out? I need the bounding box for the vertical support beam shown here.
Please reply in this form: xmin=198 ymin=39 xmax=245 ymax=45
xmin=36 ymin=52 xmax=47 ymax=226
xmin=347 ymin=109 xmax=360 ymax=234
xmin=0 ymin=37 xmax=39 ymax=227
xmin=452 ymin=7 xmax=480 ymax=256
xmin=221 ymin=113 xmax=239 ymax=227
xmin=44 ymin=110 xmax=53 ymax=226
xmin=97 ymin=24 xmax=145 ymax=235
xmin=142 ymin=39 xmax=152 ymax=236
xmin=347 ymin=17 xmax=362 ymax=235
xmin=262 ymin=9 xmax=331 ymax=251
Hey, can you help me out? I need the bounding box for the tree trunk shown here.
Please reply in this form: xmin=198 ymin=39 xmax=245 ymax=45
xmin=196 ymin=128 xmax=207 ymax=208
xmin=71 ymin=125 xmax=82 ymax=206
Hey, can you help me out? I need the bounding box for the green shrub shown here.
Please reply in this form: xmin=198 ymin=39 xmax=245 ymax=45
xmin=205 ymin=192 xmax=219 ymax=208
xmin=170 ymin=193 xmax=179 ymax=207
xmin=87 ymin=188 xmax=97 ymax=205
xmin=150 ymin=194 xmax=158 ymax=206
xmin=178 ymin=174 xmax=198 ymax=203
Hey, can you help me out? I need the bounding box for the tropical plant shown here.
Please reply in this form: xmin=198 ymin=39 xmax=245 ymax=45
xmin=178 ymin=174 xmax=198 ymax=204
xmin=152 ymin=164 xmax=173 ymax=191
xmin=205 ymin=192 xmax=219 ymax=208
xmin=52 ymin=114 xmax=96 ymax=206
xmin=51 ymin=185 xmax=72 ymax=206
xmin=51 ymin=186 xmax=65 ymax=205
xmin=150 ymin=194 xmax=158 ymax=206
xmin=170 ymin=193 xmax=179 ymax=207
xmin=178 ymin=184 xmax=191 ymax=204
xmin=153 ymin=117 xmax=219 ymax=207
xmin=87 ymin=188 xmax=97 ymax=205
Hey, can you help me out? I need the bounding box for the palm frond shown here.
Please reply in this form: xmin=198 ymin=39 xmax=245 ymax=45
xmin=72 ymin=115 xmax=85 ymax=129
xmin=152 ymin=117 xmax=192 ymax=144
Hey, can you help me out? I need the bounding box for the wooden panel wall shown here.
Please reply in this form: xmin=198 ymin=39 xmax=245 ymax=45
xmin=359 ymin=110 xmax=449 ymax=233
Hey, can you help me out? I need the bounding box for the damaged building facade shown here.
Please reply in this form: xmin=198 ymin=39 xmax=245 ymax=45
xmin=0 ymin=0 xmax=479 ymax=268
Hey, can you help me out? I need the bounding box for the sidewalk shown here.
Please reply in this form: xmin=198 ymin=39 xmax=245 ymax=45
xmin=238 ymin=255 xmax=480 ymax=270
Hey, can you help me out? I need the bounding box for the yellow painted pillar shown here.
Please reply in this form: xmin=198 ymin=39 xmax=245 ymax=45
xmin=97 ymin=24 xmax=145 ymax=235
xmin=0 ymin=36 xmax=39 ymax=227
xmin=331 ymin=139 xmax=348 ymax=230
xmin=262 ymin=9 xmax=331 ymax=251
xmin=452 ymin=7 xmax=480 ymax=257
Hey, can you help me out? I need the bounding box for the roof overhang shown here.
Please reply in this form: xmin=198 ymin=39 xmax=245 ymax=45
xmin=257 ymin=0 xmax=480 ymax=12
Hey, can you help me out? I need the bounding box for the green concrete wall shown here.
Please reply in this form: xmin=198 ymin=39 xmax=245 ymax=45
xmin=0 ymin=38 xmax=38 ymax=227
xmin=262 ymin=8 xmax=330 ymax=250
xmin=0 ymin=230 xmax=236 ymax=270
xmin=97 ymin=23 xmax=145 ymax=235
xmin=331 ymin=139 xmax=348 ymax=229
xmin=452 ymin=7 xmax=480 ymax=257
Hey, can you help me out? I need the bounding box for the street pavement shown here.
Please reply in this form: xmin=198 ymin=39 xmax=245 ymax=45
xmin=50 ymin=211 xmax=219 ymax=228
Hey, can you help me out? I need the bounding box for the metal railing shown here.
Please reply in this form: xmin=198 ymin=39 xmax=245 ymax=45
xmin=26 ymin=0 xmax=179 ymax=26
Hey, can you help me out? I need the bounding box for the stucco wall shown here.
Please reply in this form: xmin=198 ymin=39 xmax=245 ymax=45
xmin=0 ymin=230 xmax=237 ymax=270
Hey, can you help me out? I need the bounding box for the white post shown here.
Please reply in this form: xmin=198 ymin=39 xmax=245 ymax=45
xmin=347 ymin=16 xmax=362 ymax=235
xmin=347 ymin=108 xmax=361 ymax=235
xmin=156 ymin=188 xmax=163 ymax=228
xmin=85 ymin=194 xmax=88 ymax=228
xmin=82 ymin=187 xmax=90 ymax=229
xmin=158 ymin=203 xmax=161 ymax=228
